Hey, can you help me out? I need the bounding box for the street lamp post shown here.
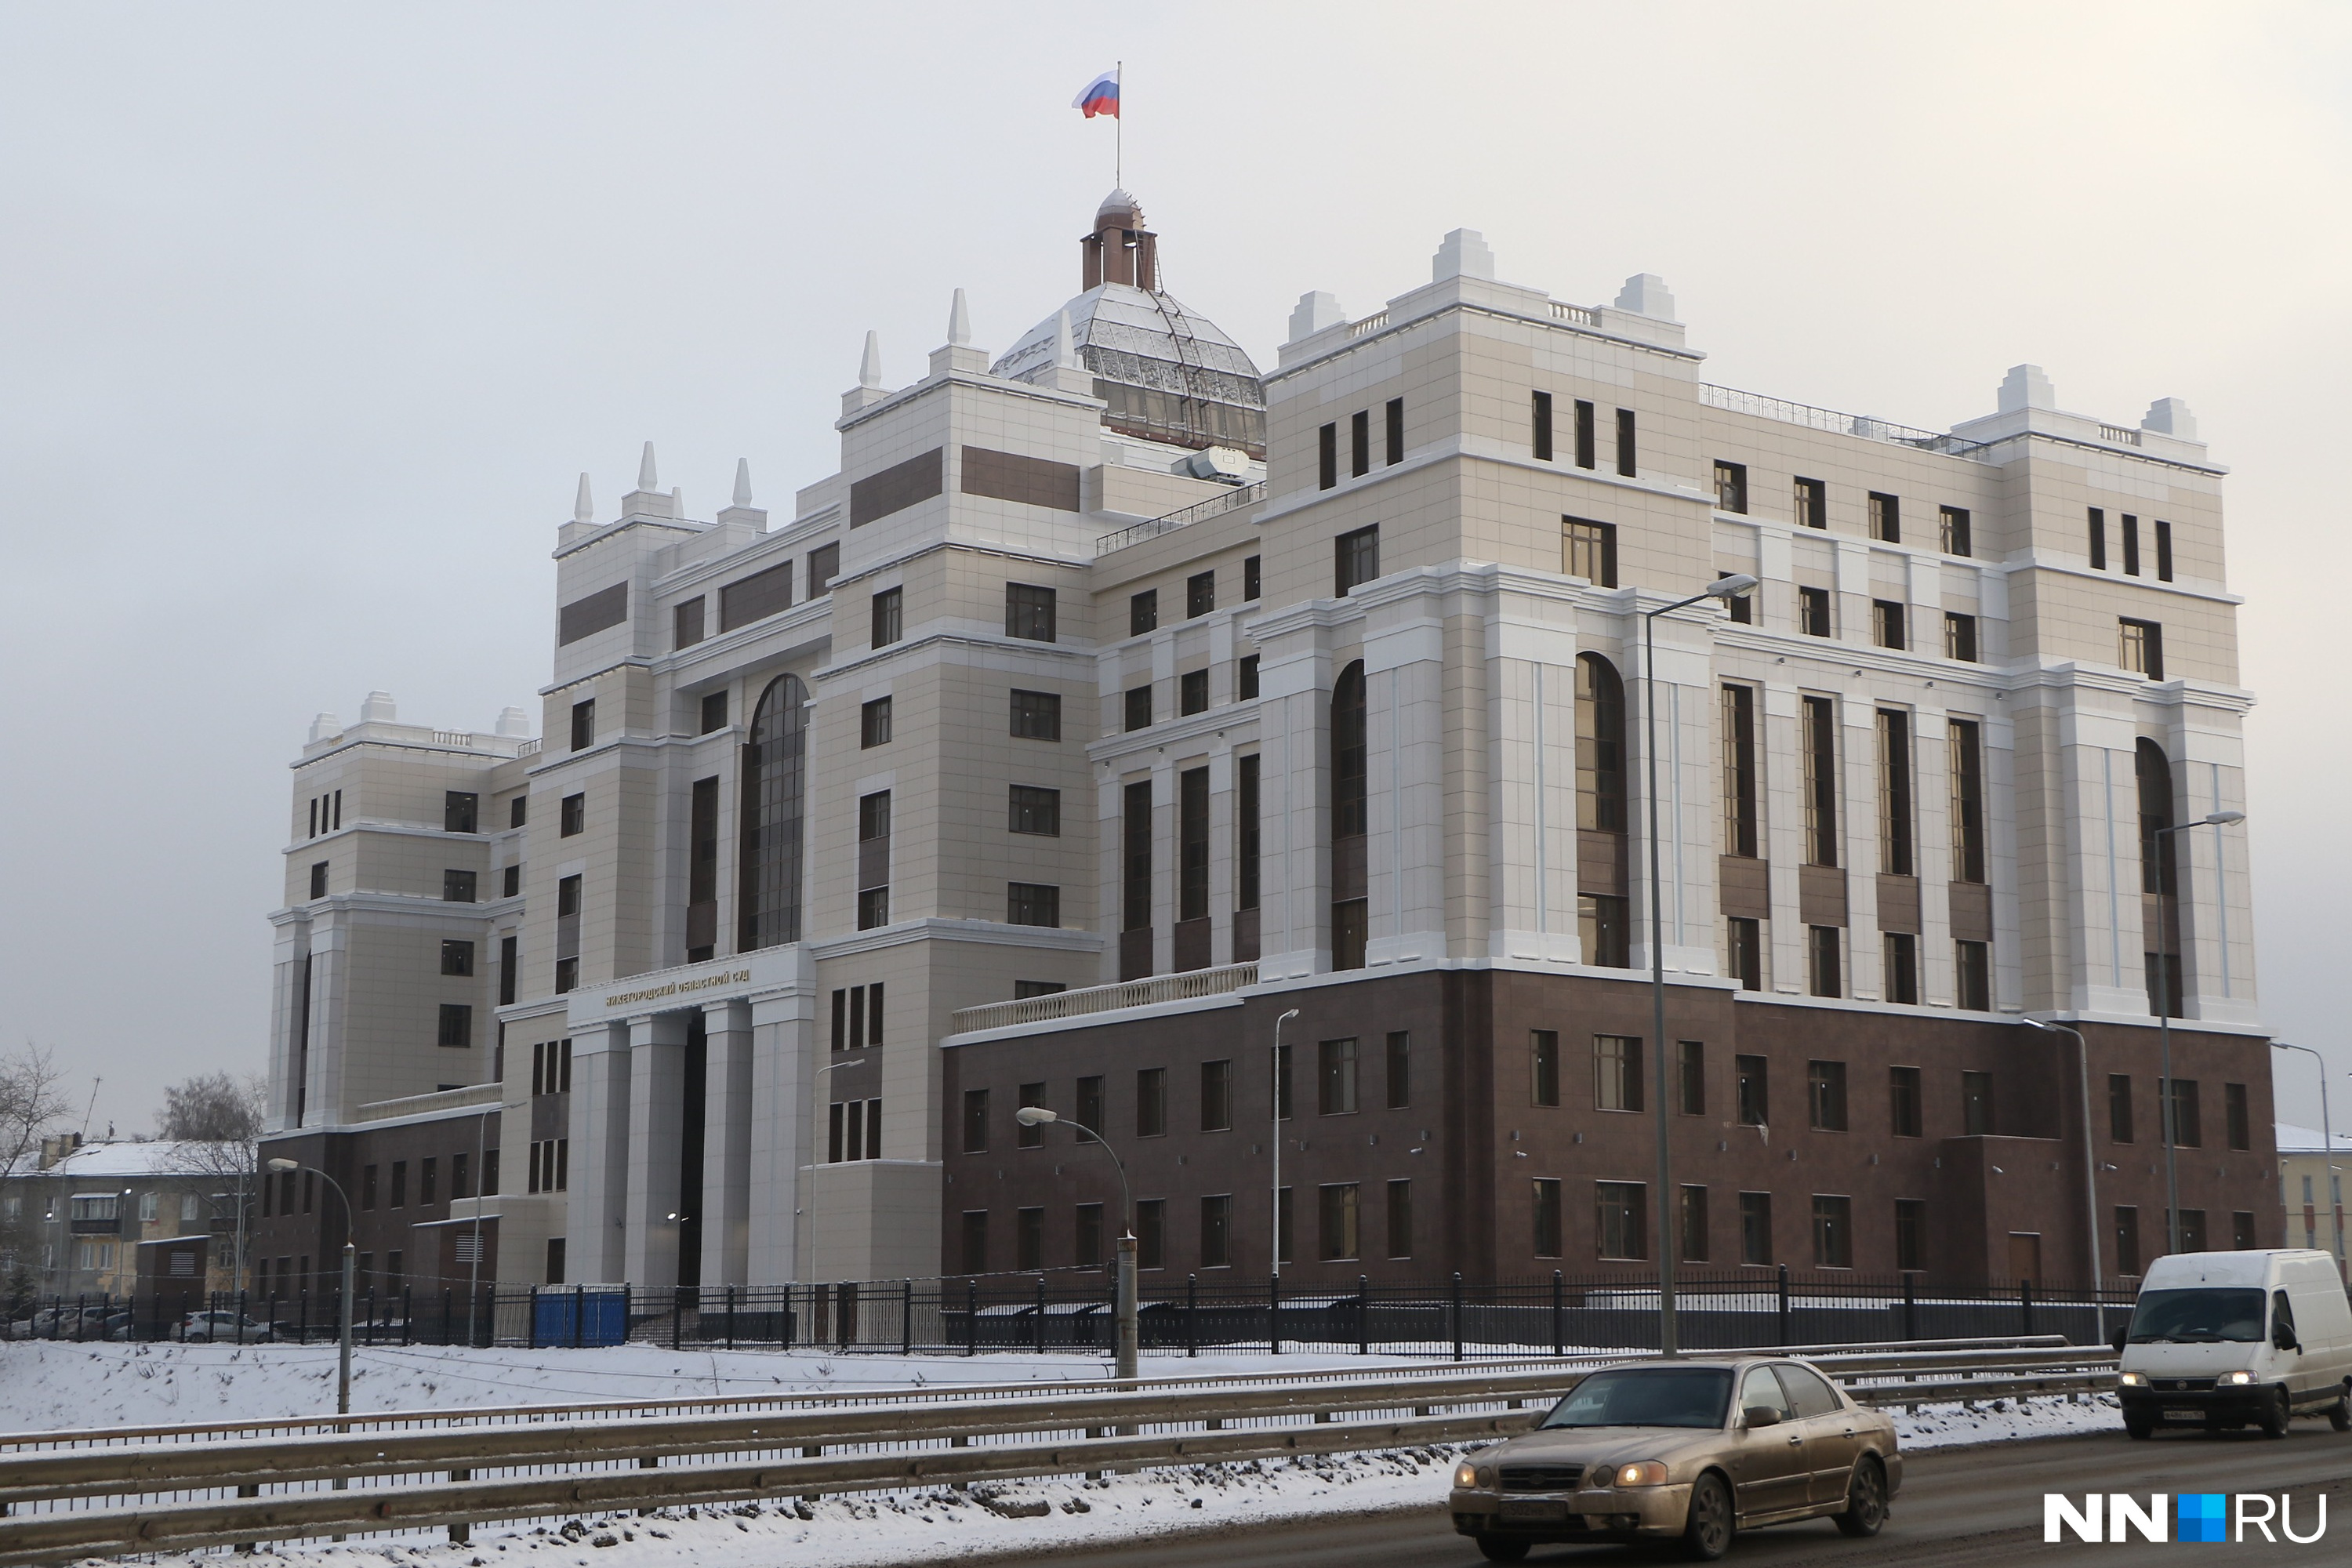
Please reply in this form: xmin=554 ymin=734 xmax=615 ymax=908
xmin=1271 ymin=1009 xmax=1300 ymax=1288
xmin=266 ymin=1159 xmax=354 ymax=1420
xmin=2269 ymin=1043 xmax=2337 ymax=1270
xmin=2022 ymin=1017 xmax=2106 ymax=1344
xmin=2150 ymin=809 xmax=2245 ymax=1254
xmin=1643 ymin=573 xmax=1757 ymax=1358
xmin=1015 ymin=1105 xmax=1138 ymax=1379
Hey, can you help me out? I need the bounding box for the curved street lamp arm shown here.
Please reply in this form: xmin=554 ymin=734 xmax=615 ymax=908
xmin=1059 ymin=1117 xmax=1136 ymax=1236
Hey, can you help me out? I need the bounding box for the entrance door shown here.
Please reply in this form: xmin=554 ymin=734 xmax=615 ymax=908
xmin=2009 ymin=1232 xmax=2042 ymax=1285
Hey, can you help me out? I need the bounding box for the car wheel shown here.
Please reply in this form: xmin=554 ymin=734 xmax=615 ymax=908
xmin=1681 ymin=1472 xmax=1734 ymax=1562
xmin=2125 ymin=1416 xmax=2154 ymax=1440
xmin=1473 ymin=1534 xmax=1530 ymax=1563
xmin=2260 ymin=1388 xmax=2292 ymax=1439
xmin=1834 ymin=1457 xmax=1887 ymax=1538
xmin=2328 ymin=1392 xmax=2350 ymax=1432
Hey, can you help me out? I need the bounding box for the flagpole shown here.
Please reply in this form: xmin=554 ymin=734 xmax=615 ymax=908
xmin=1116 ymin=60 xmax=1123 ymax=189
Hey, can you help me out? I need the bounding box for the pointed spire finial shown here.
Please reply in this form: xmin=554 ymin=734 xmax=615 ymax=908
xmin=949 ymin=289 xmax=972 ymax=347
xmin=573 ymin=472 xmax=594 ymax=524
xmin=637 ymin=441 xmax=659 ymax=491
xmin=859 ymin=331 xmax=883 ymax=389
xmin=1054 ymin=307 xmax=1080 ymax=370
xmin=732 ymin=457 xmax=753 ymax=509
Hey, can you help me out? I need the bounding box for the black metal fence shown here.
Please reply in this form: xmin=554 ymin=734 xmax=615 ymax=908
xmin=5 ymin=1270 xmax=2140 ymax=1357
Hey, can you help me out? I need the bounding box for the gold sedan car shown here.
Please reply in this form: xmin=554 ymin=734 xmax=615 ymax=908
xmin=1446 ymin=1356 xmax=1900 ymax=1561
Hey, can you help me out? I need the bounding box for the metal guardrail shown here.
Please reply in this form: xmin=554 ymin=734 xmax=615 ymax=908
xmin=1699 ymin=383 xmax=1993 ymax=460
xmin=1094 ymin=481 xmax=1265 ymax=556
xmin=0 ymin=1338 xmax=2115 ymax=1564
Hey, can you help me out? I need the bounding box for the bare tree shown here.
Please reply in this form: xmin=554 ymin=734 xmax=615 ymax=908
xmin=0 ymin=1045 xmax=72 ymax=1312
xmin=158 ymin=1073 xmax=267 ymax=1289
xmin=158 ymin=1073 xmax=264 ymax=1143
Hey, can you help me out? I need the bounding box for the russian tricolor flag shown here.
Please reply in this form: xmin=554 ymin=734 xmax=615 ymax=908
xmin=1073 ymin=69 xmax=1120 ymax=118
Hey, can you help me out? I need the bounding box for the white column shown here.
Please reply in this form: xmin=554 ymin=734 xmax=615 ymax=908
xmin=622 ymin=1012 xmax=689 ymax=1289
xmin=2054 ymin=694 xmax=2147 ymax=1015
xmin=700 ymin=1000 xmax=755 ymax=1287
xmin=2171 ymin=712 xmax=2259 ymax=1025
xmin=1484 ymin=614 xmax=1579 ymax=964
xmin=1841 ymin=699 xmax=1882 ymax=999
xmin=1254 ymin=637 xmax=1333 ymax=980
xmin=1761 ymin=682 xmax=1806 ymax=994
xmin=1912 ymin=700 xmax=1955 ymax=1007
xmin=1634 ymin=615 xmax=1723 ymax=977
xmin=748 ymin=985 xmax=816 ymax=1283
xmin=1365 ymin=612 xmax=1447 ymax=967
xmin=566 ymin=1021 xmax=633 ymax=1284
xmin=304 ymin=924 xmax=348 ymax=1123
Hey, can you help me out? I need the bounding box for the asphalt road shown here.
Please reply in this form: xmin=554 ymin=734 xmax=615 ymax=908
xmin=1000 ymin=1427 xmax=2352 ymax=1567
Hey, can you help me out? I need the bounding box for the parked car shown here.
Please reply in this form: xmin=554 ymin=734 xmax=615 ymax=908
xmin=1446 ymin=1357 xmax=1900 ymax=1562
xmin=180 ymin=1310 xmax=278 ymax=1343
xmin=2114 ymin=1248 xmax=2352 ymax=1438
xmin=10 ymin=1306 xmax=111 ymax=1341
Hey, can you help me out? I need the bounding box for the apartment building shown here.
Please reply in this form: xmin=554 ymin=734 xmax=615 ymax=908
xmin=257 ymin=192 xmax=2272 ymax=1299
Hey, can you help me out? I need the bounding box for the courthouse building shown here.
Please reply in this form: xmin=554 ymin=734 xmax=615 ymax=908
xmin=252 ymin=192 xmax=2275 ymax=1301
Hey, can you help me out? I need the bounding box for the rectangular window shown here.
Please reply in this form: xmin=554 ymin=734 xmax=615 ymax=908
xmin=444 ymin=792 xmax=479 ymax=834
xmin=2226 ymin=1081 xmax=2250 ymax=1151
xmin=1004 ymin=582 xmax=1057 ymax=641
xmin=1385 ymin=1031 xmax=1411 ymax=1109
xmin=1580 ymin=893 xmax=1630 ymax=968
xmin=2179 ymin=1209 xmax=2209 ymax=1251
xmin=1077 ymin=1075 xmax=1104 ymax=1134
xmin=1808 ymin=925 xmax=1842 ymax=998
xmin=561 ymin=792 xmax=585 ymax=837
xmin=1595 ymin=1181 xmax=1647 ymax=1260
xmin=1613 ymin=407 xmax=1636 ymax=476
xmin=1075 ymin=1202 xmax=1103 ymax=1269
xmin=1201 ymin=1194 xmax=1232 ymax=1268
xmin=1137 ymin=1066 xmax=1167 ymax=1138
xmin=1236 ymin=753 xmax=1261 ymax=912
xmin=1200 ymin=1058 xmax=1232 ymax=1132
xmin=1813 ymin=1195 xmax=1853 ymax=1268
xmin=440 ymin=939 xmax=474 ymax=977
xmin=1319 ymin=1183 xmax=1359 ymax=1261
xmin=2155 ymin=519 xmax=2173 ymax=582
xmin=1889 ymin=1065 xmax=1922 ymax=1137
xmin=1962 ymin=1070 xmax=1994 ymax=1135
xmin=807 ymin=542 xmax=839 ymax=596
xmin=1594 ymin=1035 xmax=1644 ymax=1112
xmin=1014 ymin=1207 xmax=1044 ymax=1270
xmin=1317 ymin=1037 xmax=1359 ymax=1116
xmin=1532 ymin=1178 xmax=1563 ymax=1258
xmin=1713 ymin=460 xmax=1748 ymax=514
xmin=1009 ymin=688 xmax=1062 ymax=741
xmin=1015 ymin=1083 xmax=1047 ymax=1149
xmin=1243 ymin=554 xmax=1261 ymax=600
xmin=443 ymin=869 xmax=477 ymax=903
xmin=1798 ymin=585 xmax=1832 ymax=637
xmin=2122 ymin=514 xmax=2141 ymax=576
xmin=1739 ymin=1191 xmax=1773 ymax=1265
xmin=1124 ymin=685 xmax=1152 ymax=731
xmin=1720 ymin=684 xmax=1758 ymax=857
xmin=1180 ymin=669 xmax=1209 ymax=715
xmin=1383 ymin=1178 xmax=1414 ymax=1258
xmin=1351 ymin=408 xmax=1370 ymax=477
xmin=869 ymin=587 xmax=903 ymax=648
xmin=1008 ymin=785 xmax=1061 ymax=837
xmin=2109 ymin=1074 xmax=2135 ymax=1144
xmin=1138 ymin=1194 xmax=1167 ymax=1269
xmin=2118 ymin=618 xmax=2164 ymax=681
xmin=1736 ymin=1054 xmax=1768 ymax=1127
xmin=1872 ymin=599 xmax=1907 ymax=651
xmin=857 ymin=789 xmax=890 ymax=930
xmin=1532 ymin=391 xmax=1555 ymax=461
xmin=1335 ymin=524 xmax=1379 ymax=595
xmin=1944 ymin=611 xmax=1978 ymax=662
xmin=420 ymin=1156 xmax=437 ymax=1207
xmin=1947 ymin=719 xmax=1986 ymax=883
xmin=960 ymin=1211 xmax=987 ymax=1275
xmin=1385 ymin=397 xmax=1403 ymax=465
xmin=1807 ymin=1059 xmax=1849 ymax=1131
xmin=961 ymin=1089 xmax=989 ymax=1154
xmin=503 ymin=864 xmax=520 ymax=898
xmin=1939 ymin=505 xmax=1972 ymax=557
xmin=1868 ymin=491 xmax=1900 ymax=543
xmin=1237 ymin=655 xmax=1259 ymax=699
xmin=1728 ymin=916 xmax=1761 ymax=991
xmin=309 ymin=862 xmax=328 ymax=899
xmin=719 ymin=561 xmax=793 ymax=632
xmin=1878 ymin=709 xmax=1913 ymax=875
xmin=509 ymin=795 xmax=526 ymax=829
xmin=1679 ymin=1185 xmax=1709 ymax=1263
xmin=699 ymin=691 xmax=728 ymax=733
xmin=1956 ymin=938 xmax=1991 ymax=1010
xmin=1005 ymin=883 xmax=1060 ymax=927
xmin=1185 ymin=570 xmax=1215 ymax=619
xmin=1802 ymin=695 xmax=1838 ymax=866
xmin=1530 ymin=1029 xmax=1561 ymax=1107
xmin=1727 ymin=589 xmax=1752 ymax=624
xmin=1896 ymin=1199 xmax=1926 ymax=1271
xmin=1573 ymin=399 xmax=1596 ymax=469
xmin=499 ymin=935 xmax=517 ymax=1005
xmin=1130 ymin=590 xmax=1159 ymax=637
xmin=1794 ymin=477 xmax=1826 ymax=528
xmin=389 ymin=1160 xmax=407 ymax=1209
xmin=1178 ymin=767 xmax=1209 ymax=922
xmin=1122 ymin=779 xmax=1152 ymax=933
xmin=860 ymin=696 xmax=893 ymax=748
xmin=1318 ymin=422 xmax=1337 ymax=489
xmin=2114 ymin=1206 xmax=2142 ymax=1276
xmin=1885 ymin=931 xmax=1918 ymax=1004
xmin=571 ymin=699 xmax=596 ymax=751
xmin=2172 ymin=1079 xmax=2202 ymax=1148
xmin=1563 ymin=517 xmax=1617 ymax=587
xmin=2089 ymin=506 xmax=2107 ymax=569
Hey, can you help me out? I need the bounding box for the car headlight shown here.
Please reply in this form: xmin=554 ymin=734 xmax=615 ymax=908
xmin=2220 ymin=1370 xmax=2256 ymax=1386
xmin=2118 ymin=1371 xmax=2147 ymax=1387
xmin=1615 ymin=1461 xmax=1669 ymax=1487
xmin=1454 ymin=1462 xmax=1479 ymax=1490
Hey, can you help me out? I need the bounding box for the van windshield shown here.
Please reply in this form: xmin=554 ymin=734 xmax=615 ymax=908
xmin=2126 ymin=1287 xmax=2267 ymax=1344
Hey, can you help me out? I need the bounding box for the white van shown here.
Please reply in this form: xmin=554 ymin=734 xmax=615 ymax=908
xmin=2114 ymin=1249 xmax=2352 ymax=1438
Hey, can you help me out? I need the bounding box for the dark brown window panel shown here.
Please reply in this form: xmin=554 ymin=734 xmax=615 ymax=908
xmin=848 ymin=448 xmax=943 ymax=528
xmin=961 ymin=445 xmax=1081 ymax=512
xmin=557 ymin=582 xmax=628 ymax=645
xmin=719 ymin=561 xmax=793 ymax=632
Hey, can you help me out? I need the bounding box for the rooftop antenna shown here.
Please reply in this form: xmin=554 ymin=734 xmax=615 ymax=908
xmin=78 ymin=1076 xmax=100 ymax=1142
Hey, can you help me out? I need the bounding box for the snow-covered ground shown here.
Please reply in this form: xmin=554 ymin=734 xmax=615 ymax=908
xmin=0 ymin=1341 xmax=2121 ymax=1568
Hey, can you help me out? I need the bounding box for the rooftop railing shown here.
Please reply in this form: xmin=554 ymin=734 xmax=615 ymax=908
xmin=1095 ymin=481 xmax=1265 ymax=556
xmin=1700 ymin=383 xmax=1993 ymax=459
xmin=949 ymin=961 xmax=1258 ymax=1035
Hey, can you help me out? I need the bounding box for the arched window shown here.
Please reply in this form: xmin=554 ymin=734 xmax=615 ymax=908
xmin=1576 ymin=653 xmax=1626 ymax=834
xmin=2135 ymin=738 xmax=2176 ymax=898
xmin=1331 ymin=661 xmax=1367 ymax=971
xmin=739 ymin=673 xmax=808 ymax=951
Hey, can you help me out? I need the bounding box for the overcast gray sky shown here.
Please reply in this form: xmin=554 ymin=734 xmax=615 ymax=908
xmin=4 ymin=2 xmax=2347 ymax=1138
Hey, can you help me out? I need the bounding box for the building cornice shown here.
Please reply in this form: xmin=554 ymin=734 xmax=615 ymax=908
xmin=1269 ymin=294 xmax=1704 ymax=383
xmin=814 ymin=626 xmax=1097 ymax=686
xmin=1087 ymin=702 xmax=1263 ymax=768
xmin=833 ymin=364 xmax=1105 ymax=435
xmin=551 ymin=514 xmax=704 ymax=563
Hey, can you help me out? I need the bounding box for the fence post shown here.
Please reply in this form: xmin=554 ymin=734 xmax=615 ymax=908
xmin=671 ymin=1286 xmax=683 ymax=1351
xmin=1903 ymin=1274 xmax=1918 ymax=1341
xmin=1356 ymin=1276 xmax=1370 ymax=1356
xmin=900 ymin=1279 xmax=912 ymax=1356
xmin=965 ymin=1279 xmax=978 ymax=1356
xmin=572 ymin=1283 xmax=585 ymax=1349
xmin=237 ymin=1289 xmax=249 ymax=1345
xmin=299 ymin=1288 xmax=308 ymax=1345
xmin=1269 ymin=1273 xmax=1281 ymax=1356
xmin=2020 ymin=1277 xmax=2034 ymax=1336
xmin=1776 ymin=1264 xmax=1791 ymax=1347
xmin=1552 ymin=1270 xmax=1564 ymax=1357
xmin=1185 ymin=1274 xmax=1198 ymax=1359
xmin=402 ymin=1286 xmax=412 ymax=1345
xmin=1450 ymin=1272 xmax=1464 ymax=1363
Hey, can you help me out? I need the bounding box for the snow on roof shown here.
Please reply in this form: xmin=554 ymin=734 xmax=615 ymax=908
xmin=2 ymin=1139 xmax=223 ymax=1181
xmin=2275 ymin=1122 xmax=2352 ymax=1155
